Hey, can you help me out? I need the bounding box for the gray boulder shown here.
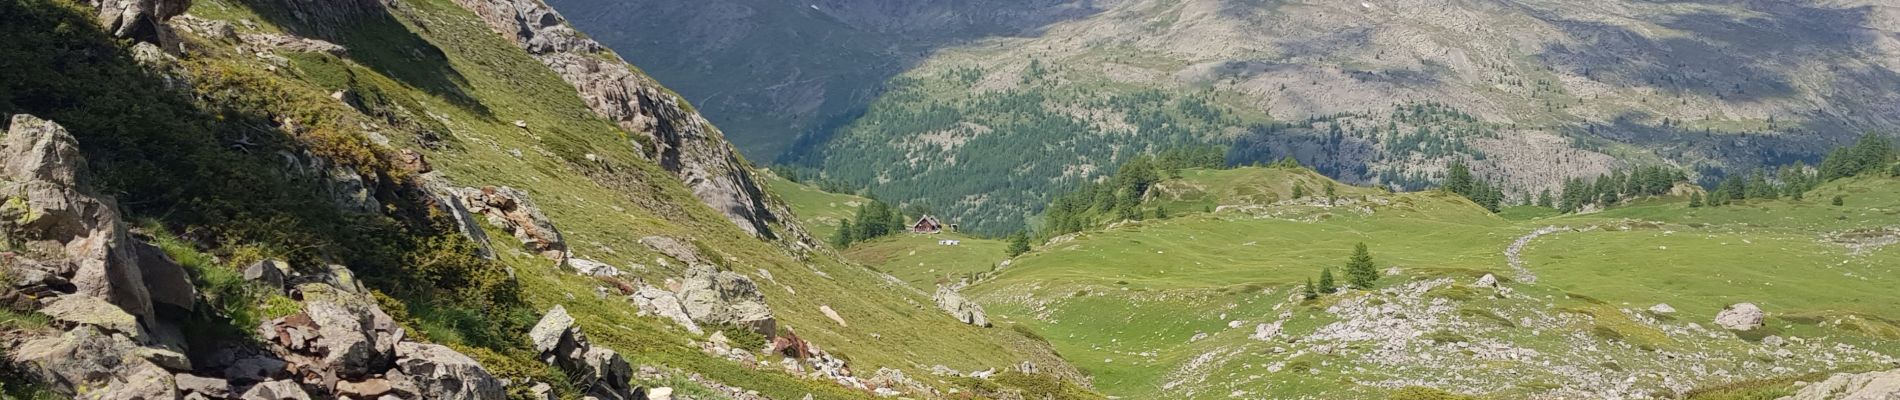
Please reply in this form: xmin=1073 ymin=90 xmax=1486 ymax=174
xmin=630 ymin=285 xmax=700 ymax=334
xmin=134 ymin=239 xmax=195 ymax=310
xmin=1 ymin=115 xmax=156 ymax=327
xmin=238 ymin=380 xmax=312 ymax=400
xmin=934 ymin=285 xmax=991 ymax=327
xmin=529 ymin=306 xmax=636 ymax=400
xmin=1715 ymin=303 xmax=1766 ymax=331
xmin=9 ymin=325 xmax=178 ymax=399
xmin=259 ymin=298 xmax=402 ymax=384
xmin=243 ymin=259 xmax=290 ymax=292
xmin=175 ymin=374 xmax=236 ymax=399
xmin=677 ymin=264 xmax=776 ymax=336
xmin=395 ymin=342 xmax=506 ymax=400
xmin=85 ymin=0 xmax=190 ymax=41
xmin=640 ymin=236 xmax=707 ymax=266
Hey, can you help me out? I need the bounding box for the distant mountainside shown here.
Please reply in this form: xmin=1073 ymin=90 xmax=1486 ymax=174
xmin=543 ymin=0 xmax=1100 ymax=158
xmin=551 ymin=0 xmax=1900 ymax=234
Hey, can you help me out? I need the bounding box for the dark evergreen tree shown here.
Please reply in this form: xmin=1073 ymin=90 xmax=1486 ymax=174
xmin=831 ymin=219 xmax=855 ymax=248
xmin=1346 ymin=243 xmax=1378 ymax=289
xmin=1318 ymin=268 xmax=1337 ymax=294
xmin=1006 ymin=231 xmax=1032 ymax=257
xmin=1302 ymin=278 xmax=1319 ymax=300
xmin=1688 ymin=193 xmax=1703 ymax=208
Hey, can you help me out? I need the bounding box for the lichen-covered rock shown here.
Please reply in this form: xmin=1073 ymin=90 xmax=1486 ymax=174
xmin=1 ymin=115 xmax=156 ymax=327
xmin=9 ymin=325 xmax=178 ymax=399
xmin=678 ymin=264 xmax=776 ymax=336
xmin=1715 ymin=303 xmax=1765 ymax=331
xmin=934 ymin=285 xmax=991 ymax=327
xmin=395 ymin=342 xmax=506 ymax=400
xmin=630 ymin=285 xmax=701 ymax=334
xmin=39 ymin=294 xmax=142 ymax=338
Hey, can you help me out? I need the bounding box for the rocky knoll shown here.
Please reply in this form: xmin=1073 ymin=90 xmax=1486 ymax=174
xmin=934 ymin=284 xmax=991 ymax=327
xmin=448 ymin=0 xmax=813 ymax=246
xmin=1 ymin=115 xmax=504 ymax=399
xmin=1781 ymin=369 xmax=1900 ymax=400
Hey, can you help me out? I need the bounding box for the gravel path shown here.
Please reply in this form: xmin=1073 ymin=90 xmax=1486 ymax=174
xmin=1504 ymin=226 xmax=1572 ymax=284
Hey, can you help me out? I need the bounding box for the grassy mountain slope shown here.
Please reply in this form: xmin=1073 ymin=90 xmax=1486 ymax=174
xmin=954 ymin=167 xmax=1900 ymax=398
xmin=2 ymin=0 xmax=1089 ymax=396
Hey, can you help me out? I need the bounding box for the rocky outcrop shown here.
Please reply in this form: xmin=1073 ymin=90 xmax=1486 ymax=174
xmin=86 ymin=0 xmax=190 ymax=42
xmin=934 ymin=285 xmax=991 ymax=327
xmin=446 ymin=0 xmax=813 ymax=245
xmin=1715 ymin=303 xmax=1766 ymax=331
xmin=419 ymin=174 xmax=496 ymax=259
xmin=1780 ymin=369 xmax=1900 ymax=400
xmin=530 ymin=306 xmax=637 ymax=400
xmin=1 ymin=115 xmax=157 ymax=327
xmin=443 ymin=185 xmax=565 ymax=260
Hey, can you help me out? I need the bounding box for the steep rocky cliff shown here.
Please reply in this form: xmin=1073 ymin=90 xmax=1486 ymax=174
xmin=450 ymin=0 xmax=814 ymax=245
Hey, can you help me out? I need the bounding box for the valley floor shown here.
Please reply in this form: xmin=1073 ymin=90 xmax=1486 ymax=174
xmin=796 ymin=168 xmax=1900 ymax=399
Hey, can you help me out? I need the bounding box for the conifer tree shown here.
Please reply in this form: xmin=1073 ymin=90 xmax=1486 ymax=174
xmin=1302 ymin=278 xmax=1319 ymax=300
xmin=1292 ymin=182 xmax=1306 ymax=199
xmin=1006 ymin=231 xmax=1032 ymax=257
xmin=832 ymin=219 xmax=855 ymax=248
xmin=1688 ymin=193 xmax=1703 ymax=208
xmin=1346 ymin=242 xmax=1379 ymax=289
xmin=1318 ymin=268 xmax=1337 ymax=294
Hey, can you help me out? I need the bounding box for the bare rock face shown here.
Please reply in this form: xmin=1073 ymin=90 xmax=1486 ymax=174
xmin=933 ymin=285 xmax=991 ymax=327
xmin=446 ymin=0 xmax=813 ymax=246
xmin=1779 ymin=369 xmax=1900 ymax=400
xmin=1715 ymin=303 xmax=1766 ymax=331
xmin=1 ymin=115 xmax=156 ymax=327
xmin=530 ymin=306 xmax=637 ymax=400
xmin=9 ymin=325 xmax=178 ymax=399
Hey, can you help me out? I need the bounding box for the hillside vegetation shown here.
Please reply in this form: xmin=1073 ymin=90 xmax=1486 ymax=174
xmin=0 ymin=0 xmax=1097 ymax=397
xmin=774 ymin=165 xmax=1900 ymax=399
